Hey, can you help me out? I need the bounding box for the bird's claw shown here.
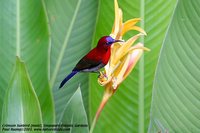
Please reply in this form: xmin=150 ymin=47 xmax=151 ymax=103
xmin=98 ymin=71 xmax=108 ymax=80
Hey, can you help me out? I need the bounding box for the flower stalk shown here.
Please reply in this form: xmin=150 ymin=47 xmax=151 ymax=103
xmin=90 ymin=0 xmax=150 ymax=132
xmin=90 ymin=85 xmax=113 ymax=133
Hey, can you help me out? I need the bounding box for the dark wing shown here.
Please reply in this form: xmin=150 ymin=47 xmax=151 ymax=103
xmin=73 ymin=57 xmax=102 ymax=72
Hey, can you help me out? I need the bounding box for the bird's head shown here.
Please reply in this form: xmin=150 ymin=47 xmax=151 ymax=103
xmin=97 ymin=36 xmax=123 ymax=50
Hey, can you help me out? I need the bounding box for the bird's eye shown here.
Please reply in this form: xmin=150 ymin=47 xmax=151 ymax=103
xmin=106 ymin=42 xmax=111 ymax=45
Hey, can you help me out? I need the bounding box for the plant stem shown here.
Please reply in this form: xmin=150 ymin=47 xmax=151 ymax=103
xmin=89 ymin=87 xmax=113 ymax=133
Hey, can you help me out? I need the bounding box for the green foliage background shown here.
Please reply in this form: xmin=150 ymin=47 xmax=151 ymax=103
xmin=0 ymin=0 xmax=200 ymax=133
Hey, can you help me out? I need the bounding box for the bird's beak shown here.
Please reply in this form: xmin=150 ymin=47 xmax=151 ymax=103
xmin=114 ymin=39 xmax=124 ymax=43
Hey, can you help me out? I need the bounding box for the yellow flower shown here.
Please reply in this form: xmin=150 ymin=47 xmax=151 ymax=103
xmin=90 ymin=0 xmax=150 ymax=132
xmin=98 ymin=0 xmax=150 ymax=91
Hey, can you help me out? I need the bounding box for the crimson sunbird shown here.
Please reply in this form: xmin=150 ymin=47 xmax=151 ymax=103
xmin=59 ymin=36 xmax=123 ymax=89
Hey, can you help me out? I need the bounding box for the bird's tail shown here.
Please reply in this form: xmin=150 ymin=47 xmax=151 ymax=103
xmin=59 ymin=71 xmax=78 ymax=89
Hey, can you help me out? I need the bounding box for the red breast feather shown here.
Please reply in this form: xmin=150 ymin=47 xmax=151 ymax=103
xmin=85 ymin=47 xmax=111 ymax=65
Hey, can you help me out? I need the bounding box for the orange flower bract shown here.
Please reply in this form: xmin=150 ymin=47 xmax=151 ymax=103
xmin=98 ymin=0 xmax=150 ymax=90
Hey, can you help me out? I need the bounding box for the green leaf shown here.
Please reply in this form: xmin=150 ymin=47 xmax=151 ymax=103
xmin=149 ymin=0 xmax=200 ymax=132
xmin=90 ymin=0 xmax=176 ymax=132
xmin=0 ymin=0 xmax=54 ymax=124
xmin=1 ymin=57 xmax=42 ymax=132
xmin=44 ymin=0 xmax=98 ymax=121
xmin=58 ymin=87 xmax=89 ymax=133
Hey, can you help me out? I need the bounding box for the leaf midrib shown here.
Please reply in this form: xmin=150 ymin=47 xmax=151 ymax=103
xmin=50 ymin=0 xmax=82 ymax=88
xmin=16 ymin=0 xmax=20 ymax=57
xmin=138 ymin=0 xmax=145 ymax=132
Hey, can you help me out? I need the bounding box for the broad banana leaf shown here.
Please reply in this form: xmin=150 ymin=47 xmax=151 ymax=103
xmin=57 ymin=87 xmax=89 ymax=133
xmin=149 ymin=0 xmax=200 ymax=132
xmin=0 ymin=0 xmax=54 ymax=124
xmin=1 ymin=57 xmax=43 ymax=133
xmin=43 ymin=0 xmax=98 ymax=122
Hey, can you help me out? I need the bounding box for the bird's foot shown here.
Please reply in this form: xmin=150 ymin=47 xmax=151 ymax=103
xmin=98 ymin=71 xmax=108 ymax=80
